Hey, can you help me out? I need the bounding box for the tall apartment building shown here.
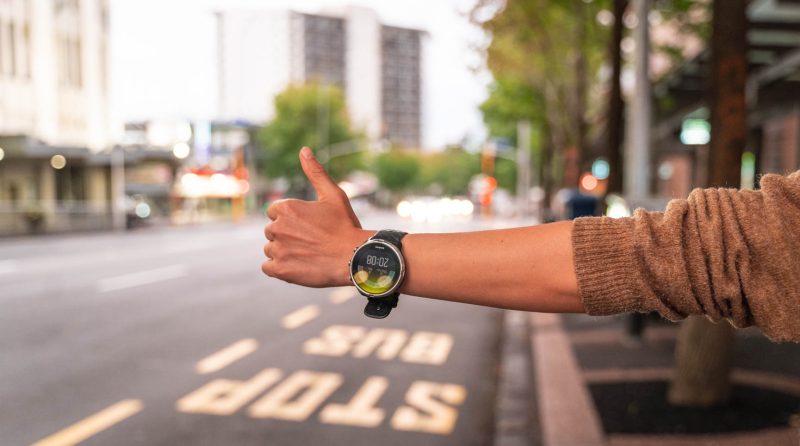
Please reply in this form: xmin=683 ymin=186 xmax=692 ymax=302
xmin=381 ymin=26 xmax=422 ymax=148
xmin=216 ymin=6 xmax=424 ymax=148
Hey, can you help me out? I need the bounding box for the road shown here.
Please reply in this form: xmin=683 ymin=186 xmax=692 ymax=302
xmin=0 ymin=211 xmax=507 ymax=446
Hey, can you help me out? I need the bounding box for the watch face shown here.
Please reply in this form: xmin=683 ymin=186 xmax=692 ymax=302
xmin=351 ymin=241 xmax=403 ymax=296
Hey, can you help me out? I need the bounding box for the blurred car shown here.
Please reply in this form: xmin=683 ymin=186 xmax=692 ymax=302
xmin=125 ymin=195 xmax=153 ymax=229
xmin=396 ymin=196 xmax=475 ymax=223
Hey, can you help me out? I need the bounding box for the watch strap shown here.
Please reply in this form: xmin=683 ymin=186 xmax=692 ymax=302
xmin=364 ymin=294 xmax=399 ymax=319
xmin=370 ymin=229 xmax=407 ymax=248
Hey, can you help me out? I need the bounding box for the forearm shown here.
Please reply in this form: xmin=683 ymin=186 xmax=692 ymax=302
xmin=350 ymin=221 xmax=584 ymax=313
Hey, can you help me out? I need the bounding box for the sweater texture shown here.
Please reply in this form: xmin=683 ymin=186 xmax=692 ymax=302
xmin=572 ymin=170 xmax=800 ymax=342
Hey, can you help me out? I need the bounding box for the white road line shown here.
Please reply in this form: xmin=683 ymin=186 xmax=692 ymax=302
xmin=329 ymin=287 xmax=357 ymax=304
xmin=31 ymin=399 xmax=143 ymax=446
xmin=0 ymin=259 xmax=18 ymax=275
xmin=281 ymin=305 xmax=320 ymax=330
xmin=196 ymin=338 xmax=259 ymax=375
xmin=97 ymin=264 xmax=188 ymax=293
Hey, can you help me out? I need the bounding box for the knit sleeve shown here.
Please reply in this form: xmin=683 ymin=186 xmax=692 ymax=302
xmin=571 ymin=170 xmax=800 ymax=342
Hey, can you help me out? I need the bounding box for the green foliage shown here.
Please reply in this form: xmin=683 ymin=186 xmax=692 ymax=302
xmin=417 ymin=147 xmax=481 ymax=196
xmin=653 ymin=0 xmax=712 ymax=81
xmin=373 ymin=150 xmax=421 ymax=192
xmin=480 ymin=77 xmax=544 ymax=146
xmin=257 ymin=83 xmax=360 ymax=190
xmin=494 ymin=157 xmax=517 ymax=192
xmin=472 ymin=0 xmax=611 ymax=184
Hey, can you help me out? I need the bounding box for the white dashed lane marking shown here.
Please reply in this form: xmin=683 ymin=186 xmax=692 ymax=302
xmin=196 ymin=338 xmax=259 ymax=375
xmin=97 ymin=264 xmax=188 ymax=293
xmin=329 ymin=287 xmax=357 ymax=304
xmin=281 ymin=304 xmax=320 ymax=330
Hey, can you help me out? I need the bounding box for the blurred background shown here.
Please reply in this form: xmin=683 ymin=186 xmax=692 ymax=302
xmin=1 ymin=0 xmax=799 ymax=445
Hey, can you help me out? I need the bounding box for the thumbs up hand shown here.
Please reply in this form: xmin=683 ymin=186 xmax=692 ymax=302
xmin=262 ymin=147 xmax=373 ymax=287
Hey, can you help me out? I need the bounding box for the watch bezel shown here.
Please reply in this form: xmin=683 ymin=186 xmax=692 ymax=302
xmin=349 ymin=239 xmax=406 ymax=298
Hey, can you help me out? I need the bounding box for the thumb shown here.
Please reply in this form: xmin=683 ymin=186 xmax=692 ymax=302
xmin=299 ymin=147 xmax=340 ymax=200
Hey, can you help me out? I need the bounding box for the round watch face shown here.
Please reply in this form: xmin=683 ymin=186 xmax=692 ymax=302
xmin=350 ymin=241 xmax=403 ymax=297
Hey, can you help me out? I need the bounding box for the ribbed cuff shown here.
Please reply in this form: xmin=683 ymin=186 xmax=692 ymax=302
xmin=572 ymin=216 xmax=642 ymax=316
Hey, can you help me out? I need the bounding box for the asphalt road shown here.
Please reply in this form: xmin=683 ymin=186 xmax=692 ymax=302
xmin=0 ymin=211 xmax=505 ymax=446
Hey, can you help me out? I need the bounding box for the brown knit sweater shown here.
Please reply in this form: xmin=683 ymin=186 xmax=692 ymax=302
xmin=572 ymin=170 xmax=800 ymax=342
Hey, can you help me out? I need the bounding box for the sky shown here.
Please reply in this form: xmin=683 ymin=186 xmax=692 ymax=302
xmin=109 ymin=0 xmax=492 ymax=150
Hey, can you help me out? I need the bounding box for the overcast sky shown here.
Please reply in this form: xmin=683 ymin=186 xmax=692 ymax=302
xmin=109 ymin=0 xmax=491 ymax=149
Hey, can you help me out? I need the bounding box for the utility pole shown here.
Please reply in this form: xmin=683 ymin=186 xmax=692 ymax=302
xmin=624 ymin=0 xmax=651 ymax=200
xmin=110 ymin=147 xmax=126 ymax=231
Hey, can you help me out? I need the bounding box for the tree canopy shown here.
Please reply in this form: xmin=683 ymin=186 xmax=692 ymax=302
xmin=257 ymin=83 xmax=362 ymax=193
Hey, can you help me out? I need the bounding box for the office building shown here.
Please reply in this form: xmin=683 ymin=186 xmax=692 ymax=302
xmin=216 ymin=6 xmax=424 ymax=148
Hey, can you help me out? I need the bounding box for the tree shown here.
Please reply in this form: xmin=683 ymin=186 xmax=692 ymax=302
xmin=605 ymin=0 xmax=627 ymax=194
xmin=373 ymin=150 xmax=421 ymax=194
xmin=472 ymin=0 xmax=611 ymax=190
xmin=257 ymin=83 xmax=361 ymax=195
xmin=668 ymin=0 xmax=747 ymax=407
xmin=417 ymin=147 xmax=481 ymax=196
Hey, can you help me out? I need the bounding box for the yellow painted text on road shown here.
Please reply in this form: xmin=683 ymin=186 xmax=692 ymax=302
xmin=281 ymin=305 xmax=320 ymax=330
xmin=32 ymin=399 xmax=143 ymax=446
xmin=177 ymin=368 xmax=282 ymax=416
xmin=175 ymin=368 xmax=467 ymax=435
xmin=391 ymin=381 xmax=467 ymax=435
xmin=195 ymin=338 xmax=258 ymax=374
xmin=248 ymin=370 xmax=343 ymax=421
xmin=304 ymin=325 xmax=453 ymax=365
xmin=320 ymin=376 xmax=388 ymax=427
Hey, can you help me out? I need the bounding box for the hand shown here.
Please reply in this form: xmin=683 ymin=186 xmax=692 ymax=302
xmin=262 ymin=147 xmax=372 ymax=287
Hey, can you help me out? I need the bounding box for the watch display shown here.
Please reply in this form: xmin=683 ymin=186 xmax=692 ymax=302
xmin=350 ymin=241 xmax=403 ymax=296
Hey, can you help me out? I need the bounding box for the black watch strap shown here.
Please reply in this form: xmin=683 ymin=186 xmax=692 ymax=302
xmin=363 ymin=230 xmax=407 ymax=319
xmin=370 ymin=230 xmax=407 ymax=248
xmin=364 ymin=294 xmax=398 ymax=319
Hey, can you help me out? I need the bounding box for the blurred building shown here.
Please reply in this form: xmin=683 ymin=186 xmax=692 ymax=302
xmin=120 ymin=120 xmax=256 ymax=225
xmin=381 ymin=25 xmax=423 ymax=148
xmin=651 ymin=0 xmax=800 ymax=198
xmin=216 ymin=6 xmax=424 ymax=148
xmin=0 ymin=0 xmax=112 ymax=235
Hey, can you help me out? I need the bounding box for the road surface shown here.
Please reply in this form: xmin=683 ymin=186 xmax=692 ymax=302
xmin=1 ymin=211 xmax=507 ymax=446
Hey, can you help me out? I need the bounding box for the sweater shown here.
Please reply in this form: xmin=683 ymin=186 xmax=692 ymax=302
xmin=572 ymin=170 xmax=800 ymax=342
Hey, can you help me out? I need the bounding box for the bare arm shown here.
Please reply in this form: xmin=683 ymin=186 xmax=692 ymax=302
xmin=399 ymin=223 xmax=582 ymax=312
xmin=262 ymin=148 xmax=584 ymax=314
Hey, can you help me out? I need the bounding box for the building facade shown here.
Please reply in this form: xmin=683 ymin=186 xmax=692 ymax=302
xmin=216 ymin=6 xmax=424 ymax=148
xmin=0 ymin=0 xmax=112 ymax=235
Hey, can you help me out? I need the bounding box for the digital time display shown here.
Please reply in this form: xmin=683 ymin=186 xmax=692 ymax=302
xmin=351 ymin=242 xmax=401 ymax=296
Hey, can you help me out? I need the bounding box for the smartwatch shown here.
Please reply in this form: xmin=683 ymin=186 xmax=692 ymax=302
xmin=349 ymin=230 xmax=408 ymax=319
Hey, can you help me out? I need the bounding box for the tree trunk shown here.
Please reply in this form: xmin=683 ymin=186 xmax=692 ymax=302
xmin=573 ymin=0 xmax=589 ymax=172
xmin=668 ymin=0 xmax=747 ymax=408
xmin=668 ymin=317 xmax=735 ymax=406
xmin=606 ymin=0 xmax=627 ymax=194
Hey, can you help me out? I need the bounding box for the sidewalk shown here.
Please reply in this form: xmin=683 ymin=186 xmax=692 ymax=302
xmin=522 ymin=312 xmax=800 ymax=446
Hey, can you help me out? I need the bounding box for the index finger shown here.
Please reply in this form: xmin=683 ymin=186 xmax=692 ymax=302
xmin=266 ymin=199 xmax=288 ymax=221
